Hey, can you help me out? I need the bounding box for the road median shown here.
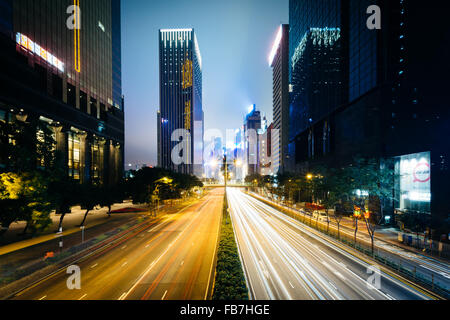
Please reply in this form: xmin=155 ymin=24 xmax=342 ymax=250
xmin=212 ymin=191 xmax=249 ymax=300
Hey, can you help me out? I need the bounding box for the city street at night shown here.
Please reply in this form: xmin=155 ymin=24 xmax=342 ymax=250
xmin=228 ymin=188 xmax=438 ymax=300
xmin=0 ymin=0 xmax=449 ymax=315
xmin=10 ymin=189 xmax=223 ymax=300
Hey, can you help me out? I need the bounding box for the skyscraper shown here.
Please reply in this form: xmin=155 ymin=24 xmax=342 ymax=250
xmin=0 ymin=0 xmax=124 ymax=185
xmin=243 ymin=105 xmax=261 ymax=176
xmin=289 ymin=27 xmax=343 ymax=170
xmin=288 ymin=0 xmax=450 ymax=231
xmin=259 ymin=123 xmax=273 ymax=177
xmin=269 ymin=24 xmax=289 ymax=175
xmin=158 ymin=29 xmax=203 ymax=176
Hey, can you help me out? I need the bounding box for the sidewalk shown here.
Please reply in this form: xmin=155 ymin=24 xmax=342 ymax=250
xmin=0 ymin=201 xmax=148 ymax=256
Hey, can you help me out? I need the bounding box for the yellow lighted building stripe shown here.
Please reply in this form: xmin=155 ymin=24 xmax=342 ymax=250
xmin=74 ymin=0 xmax=81 ymax=72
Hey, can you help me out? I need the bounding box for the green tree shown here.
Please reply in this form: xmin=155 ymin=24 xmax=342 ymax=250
xmin=99 ymin=183 xmax=125 ymax=217
xmin=0 ymin=119 xmax=58 ymax=236
xmin=0 ymin=172 xmax=53 ymax=236
xmin=79 ymin=183 xmax=100 ymax=227
xmin=345 ymin=157 xmax=396 ymax=254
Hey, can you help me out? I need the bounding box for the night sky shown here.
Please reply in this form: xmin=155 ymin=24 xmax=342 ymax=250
xmin=122 ymin=0 xmax=288 ymax=167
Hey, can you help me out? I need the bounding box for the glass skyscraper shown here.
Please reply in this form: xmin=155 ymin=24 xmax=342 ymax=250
xmin=158 ymin=29 xmax=203 ymax=176
xmin=288 ymin=0 xmax=344 ymax=169
xmin=0 ymin=0 xmax=124 ymax=185
xmin=288 ymin=0 xmax=450 ymax=230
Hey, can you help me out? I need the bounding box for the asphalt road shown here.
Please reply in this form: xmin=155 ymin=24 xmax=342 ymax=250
xmin=249 ymin=192 xmax=450 ymax=293
xmin=11 ymin=188 xmax=224 ymax=300
xmin=228 ymin=188 xmax=437 ymax=300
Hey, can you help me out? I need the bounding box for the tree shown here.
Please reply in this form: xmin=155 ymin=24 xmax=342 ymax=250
xmin=312 ymin=167 xmax=344 ymax=235
xmin=20 ymin=172 xmax=53 ymax=235
xmin=0 ymin=173 xmax=29 ymax=236
xmin=346 ymin=157 xmax=396 ymax=254
xmin=245 ymin=173 xmax=263 ymax=188
xmin=99 ymin=183 xmax=125 ymax=217
xmin=0 ymin=172 xmax=53 ymax=236
xmin=79 ymin=183 xmax=100 ymax=227
xmin=0 ymin=118 xmax=60 ymax=236
xmin=317 ymin=166 xmax=353 ymax=239
xmin=46 ymin=151 xmax=80 ymax=232
xmin=127 ymin=167 xmax=203 ymax=206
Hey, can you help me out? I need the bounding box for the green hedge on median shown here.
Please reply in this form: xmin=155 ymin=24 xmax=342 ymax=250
xmin=212 ymin=193 xmax=249 ymax=300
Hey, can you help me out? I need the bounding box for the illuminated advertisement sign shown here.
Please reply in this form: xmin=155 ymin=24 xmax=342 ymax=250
xmin=16 ymin=33 xmax=65 ymax=72
xmin=396 ymin=151 xmax=431 ymax=214
xmin=184 ymin=100 xmax=191 ymax=131
xmin=182 ymin=58 xmax=193 ymax=89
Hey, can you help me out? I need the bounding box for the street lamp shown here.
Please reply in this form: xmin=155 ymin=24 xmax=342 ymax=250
xmin=306 ymin=173 xmax=313 ymax=180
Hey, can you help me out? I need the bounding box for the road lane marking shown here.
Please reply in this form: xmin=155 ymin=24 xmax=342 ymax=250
xmin=289 ymin=281 xmax=295 ymax=289
xmin=118 ymin=292 xmax=127 ymax=300
xmin=122 ymin=262 xmax=128 ymax=267
xmin=386 ymin=293 xmax=396 ymax=300
xmin=161 ymin=290 xmax=168 ymax=300
xmin=241 ymin=190 xmax=441 ymax=300
xmin=38 ymin=295 xmax=47 ymax=300
xmin=328 ymin=282 xmax=338 ymax=291
xmin=119 ymin=201 xmax=207 ymax=301
xmin=145 ymin=244 xmax=150 ymax=248
xmin=420 ymin=264 xmax=450 ymax=279
xmin=78 ymin=294 xmax=87 ymax=300
xmin=90 ymin=263 xmax=98 ymax=269
xmin=121 ymin=245 xmax=127 ymax=250
xmin=180 ymin=261 xmax=184 ymax=266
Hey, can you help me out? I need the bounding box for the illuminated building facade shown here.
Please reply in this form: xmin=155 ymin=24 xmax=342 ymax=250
xmin=288 ymin=0 xmax=450 ymax=231
xmin=259 ymin=123 xmax=273 ymax=177
xmin=269 ymin=25 xmax=289 ymax=175
xmin=243 ymin=105 xmax=261 ymax=176
xmin=289 ymin=27 xmax=343 ymax=169
xmin=158 ymin=29 xmax=203 ymax=176
xmin=0 ymin=0 xmax=124 ymax=185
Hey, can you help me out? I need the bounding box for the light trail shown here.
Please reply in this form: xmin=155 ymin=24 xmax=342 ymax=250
xmin=227 ymin=188 xmax=434 ymax=300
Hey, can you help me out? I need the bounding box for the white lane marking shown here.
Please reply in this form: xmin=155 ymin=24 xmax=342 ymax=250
xmin=121 ymin=245 xmax=127 ymax=250
xmin=119 ymin=203 xmax=205 ymax=300
xmin=118 ymin=292 xmax=127 ymax=300
xmin=145 ymin=244 xmax=150 ymax=248
xmin=38 ymin=295 xmax=47 ymax=300
xmin=90 ymin=263 xmax=98 ymax=269
xmin=328 ymin=282 xmax=338 ymax=291
xmin=161 ymin=290 xmax=168 ymax=300
xmin=122 ymin=262 xmax=128 ymax=267
xmin=180 ymin=261 xmax=184 ymax=266
xmin=289 ymin=281 xmax=295 ymax=289
xmin=420 ymin=264 xmax=450 ymax=279
xmin=78 ymin=294 xmax=87 ymax=300
xmin=386 ymin=293 xmax=396 ymax=300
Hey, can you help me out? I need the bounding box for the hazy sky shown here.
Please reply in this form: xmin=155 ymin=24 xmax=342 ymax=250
xmin=122 ymin=0 xmax=289 ymax=166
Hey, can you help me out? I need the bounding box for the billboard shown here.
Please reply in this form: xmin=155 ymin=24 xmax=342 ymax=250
xmin=395 ymin=151 xmax=431 ymax=214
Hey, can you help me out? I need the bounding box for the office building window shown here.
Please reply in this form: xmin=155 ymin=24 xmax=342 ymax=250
xmin=68 ymin=132 xmax=81 ymax=180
